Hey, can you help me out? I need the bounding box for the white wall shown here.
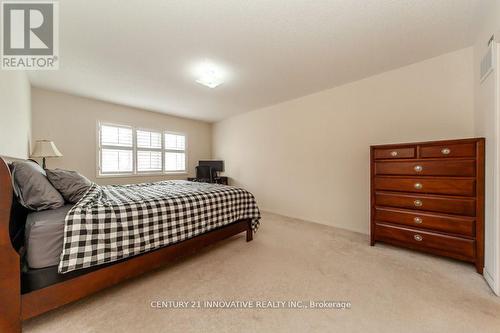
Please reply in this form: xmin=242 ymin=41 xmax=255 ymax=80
xmin=31 ymin=88 xmax=212 ymax=185
xmin=473 ymin=0 xmax=500 ymax=295
xmin=214 ymin=48 xmax=474 ymax=234
xmin=0 ymin=71 xmax=31 ymax=159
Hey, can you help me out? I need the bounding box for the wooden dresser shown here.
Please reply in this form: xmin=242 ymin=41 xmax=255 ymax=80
xmin=370 ymin=138 xmax=485 ymax=273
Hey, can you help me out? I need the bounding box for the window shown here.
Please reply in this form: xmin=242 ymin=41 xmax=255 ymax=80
xmin=164 ymin=133 xmax=186 ymax=172
xmin=136 ymin=130 xmax=162 ymax=172
xmin=99 ymin=125 xmax=133 ymax=174
xmin=98 ymin=123 xmax=187 ymax=176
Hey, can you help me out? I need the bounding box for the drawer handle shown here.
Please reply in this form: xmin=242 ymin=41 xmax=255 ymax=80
xmin=414 ymin=200 xmax=423 ymax=207
xmin=414 ymin=183 xmax=423 ymax=190
xmin=414 ymin=217 xmax=423 ymax=224
xmin=414 ymin=165 xmax=423 ymax=172
xmin=414 ymin=234 xmax=423 ymax=242
xmin=390 ymin=151 xmax=398 ymax=157
xmin=441 ymin=148 xmax=451 ymax=155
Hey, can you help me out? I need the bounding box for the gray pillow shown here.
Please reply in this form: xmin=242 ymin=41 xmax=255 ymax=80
xmin=45 ymin=169 xmax=92 ymax=203
xmin=11 ymin=160 xmax=65 ymax=211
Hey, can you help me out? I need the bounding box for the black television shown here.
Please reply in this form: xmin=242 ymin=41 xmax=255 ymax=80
xmin=198 ymin=160 xmax=224 ymax=173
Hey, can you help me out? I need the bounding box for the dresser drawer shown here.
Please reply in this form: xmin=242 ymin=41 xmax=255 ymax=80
xmin=375 ymin=192 xmax=476 ymax=216
xmin=375 ymin=207 xmax=475 ymax=236
xmin=375 ymin=223 xmax=475 ymax=260
xmin=420 ymin=143 xmax=475 ymax=158
xmin=374 ymin=177 xmax=475 ymax=196
xmin=375 ymin=160 xmax=475 ymax=177
xmin=374 ymin=147 xmax=415 ymax=159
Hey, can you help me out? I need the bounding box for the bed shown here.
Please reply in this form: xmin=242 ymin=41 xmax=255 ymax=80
xmin=0 ymin=157 xmax=260 ymax=332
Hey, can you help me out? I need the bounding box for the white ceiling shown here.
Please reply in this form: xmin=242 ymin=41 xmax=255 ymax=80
xmin=29 ymin=0 xmax=488 ymax=122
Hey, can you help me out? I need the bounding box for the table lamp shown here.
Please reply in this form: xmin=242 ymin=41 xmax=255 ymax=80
xmin=30 ymin=140 xmax=63 ymax=169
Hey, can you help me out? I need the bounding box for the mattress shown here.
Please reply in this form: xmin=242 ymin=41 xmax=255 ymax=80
xmin=25 ymin=204 xmax=73 ymax=269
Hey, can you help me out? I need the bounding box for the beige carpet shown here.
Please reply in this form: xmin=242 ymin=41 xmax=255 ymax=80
xmin=24 ymin=212 xmax=500 ymax=333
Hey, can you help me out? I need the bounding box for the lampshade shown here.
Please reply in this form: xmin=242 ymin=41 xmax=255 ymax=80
xmin=31 ymin=140 xmax=63 ymax=158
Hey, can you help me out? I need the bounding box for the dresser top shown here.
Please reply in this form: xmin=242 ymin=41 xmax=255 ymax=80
xmin=370 ymin=137 xmax=484 ymax=149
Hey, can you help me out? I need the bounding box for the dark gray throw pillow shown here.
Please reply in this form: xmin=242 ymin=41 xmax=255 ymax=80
xmin=45 ymin=169 xmax=92 ymax=203
xmin=11 ymin=160 xmax=65 ymax=211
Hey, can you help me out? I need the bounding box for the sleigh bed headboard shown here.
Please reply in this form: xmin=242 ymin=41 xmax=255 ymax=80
xmin=0 ymin=157 xmax=22 ymax=332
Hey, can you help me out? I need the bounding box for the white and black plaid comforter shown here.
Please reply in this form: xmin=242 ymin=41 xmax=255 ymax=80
xmin=58 ymin=180 xmax=260 ymax=273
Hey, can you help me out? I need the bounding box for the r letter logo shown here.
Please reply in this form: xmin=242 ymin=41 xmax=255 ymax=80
xmin=1 ymin=1 xmax=59 ymax=70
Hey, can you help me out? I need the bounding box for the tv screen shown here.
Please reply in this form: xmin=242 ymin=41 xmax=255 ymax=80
xmin=198 ymin=160 xmax=224 ymax=172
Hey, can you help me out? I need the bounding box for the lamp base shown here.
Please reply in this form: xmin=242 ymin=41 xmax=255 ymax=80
xmin=42 ymin=157 xmax=46 ymax=169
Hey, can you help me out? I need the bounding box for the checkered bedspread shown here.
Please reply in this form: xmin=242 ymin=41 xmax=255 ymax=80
xmin=58 ymin=180 xmax=260 ymax=273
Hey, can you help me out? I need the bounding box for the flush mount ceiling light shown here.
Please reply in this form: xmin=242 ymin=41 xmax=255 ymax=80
xmin=193 ymin=62 xmax=226 ymax=88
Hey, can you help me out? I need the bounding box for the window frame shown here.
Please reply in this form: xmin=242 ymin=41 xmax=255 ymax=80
xmin=96 ymin=122 xmax=188 ymax=178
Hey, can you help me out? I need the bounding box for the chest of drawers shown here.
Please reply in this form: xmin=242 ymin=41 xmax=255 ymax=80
xmin=370 ymin=138 xmax=485 ymax=273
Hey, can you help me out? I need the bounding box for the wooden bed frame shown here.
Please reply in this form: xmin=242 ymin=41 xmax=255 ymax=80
xmin=0 ymin=157 xmax=254 ymax=332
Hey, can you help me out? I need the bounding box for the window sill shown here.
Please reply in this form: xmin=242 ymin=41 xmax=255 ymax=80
xmin=97 ymin=172 xmax=188 ymax=179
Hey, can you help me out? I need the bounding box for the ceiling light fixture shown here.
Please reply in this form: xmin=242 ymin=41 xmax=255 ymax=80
xmin=193 ymin=62 xmax=226 ymax=88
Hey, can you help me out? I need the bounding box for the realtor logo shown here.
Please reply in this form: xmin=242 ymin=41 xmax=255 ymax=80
xmin=1 ymin=1 xmax=59 ymax=70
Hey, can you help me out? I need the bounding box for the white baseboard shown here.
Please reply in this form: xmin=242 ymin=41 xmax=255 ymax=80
xmin=259 ymin=208 xmax=368 ymax=235
xmin=484 ymin=268 xmax=499 ymax=296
